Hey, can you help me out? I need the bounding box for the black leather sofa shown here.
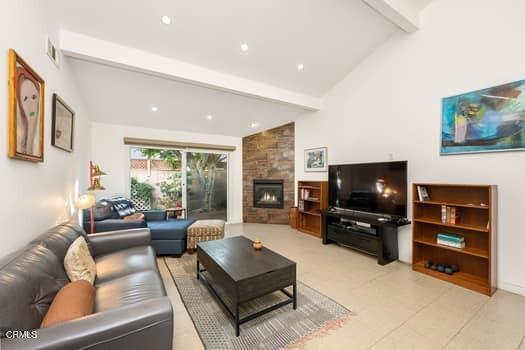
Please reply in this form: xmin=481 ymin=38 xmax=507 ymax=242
xmin=0 ymin=223 xmax=173 ymax=350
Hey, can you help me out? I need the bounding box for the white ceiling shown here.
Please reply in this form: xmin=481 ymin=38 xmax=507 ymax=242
xmin=70 ymin=59 xmax=307 ymax=137
xmin=48 ymin=0 xmax=420 ymax=137
xmin=52 ymin=0 xmax=398 ymax=97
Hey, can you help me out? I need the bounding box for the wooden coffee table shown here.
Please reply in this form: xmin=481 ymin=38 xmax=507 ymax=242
xmin=197 ymin=236 xmax=297 ymax=336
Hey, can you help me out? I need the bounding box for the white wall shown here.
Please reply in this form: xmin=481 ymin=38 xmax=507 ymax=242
xmin=0 ymin=0 xmax=91 ymax=257
xmin=296 ymin=0 xmax=525 ymax=295
xmin=90 ymin=122 xmax=243 ymax=223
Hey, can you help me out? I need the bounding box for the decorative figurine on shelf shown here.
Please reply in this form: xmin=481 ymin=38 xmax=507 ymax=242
xmin=253 ymin=237 xmax=263 ymax=250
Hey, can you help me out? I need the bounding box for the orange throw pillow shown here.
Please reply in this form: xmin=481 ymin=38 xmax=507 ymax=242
xmin=41 ymin=280 xmax=95 ymax=328
xmin=123 ymin=212 xmax=145 ymax=221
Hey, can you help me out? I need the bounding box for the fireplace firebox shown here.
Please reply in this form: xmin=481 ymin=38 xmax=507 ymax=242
xmin=253 ymin=179 xmax=284 ymax=209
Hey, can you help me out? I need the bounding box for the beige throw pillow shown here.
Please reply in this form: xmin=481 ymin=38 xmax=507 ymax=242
xmin=64 ymin=236 xmax=96 ymax=285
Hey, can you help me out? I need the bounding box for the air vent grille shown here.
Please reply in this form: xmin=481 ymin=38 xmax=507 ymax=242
xmin=46 ymin=37 xmax=59 ymax=66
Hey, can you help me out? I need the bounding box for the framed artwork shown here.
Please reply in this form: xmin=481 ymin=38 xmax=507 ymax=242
xmin=441 ymin=79 xmax=525 ymax=155
xmin=52 ymin=94 xmax=75 ymax=152
xmin=304 ymin=147 xmax=327 ymax=172
xmin=8 ymin=49 xmax=45 ymax=162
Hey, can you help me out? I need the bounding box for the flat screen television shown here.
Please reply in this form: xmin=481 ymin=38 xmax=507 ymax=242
xmin=328 ymin=161 xmax=407 ymax=218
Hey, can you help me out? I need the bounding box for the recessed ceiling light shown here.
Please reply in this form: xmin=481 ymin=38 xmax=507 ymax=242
xmin=207 ymin=115 xmax=213 ymax=120
xmin=151 ymin=106 xmax=158 ymax=112
xmin=240 ymin=43 xmax=249 ymax=52
xmin=161 ymin=16 xmax=172 ymax=25
xmin=251 ymin=122 xmax=259 ymax=128
xmin=297 ymin=63 xmax=304 ymax=71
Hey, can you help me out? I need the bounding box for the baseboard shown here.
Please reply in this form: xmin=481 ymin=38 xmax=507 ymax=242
xmin=498 ymin=281 xmax=525 ymax=296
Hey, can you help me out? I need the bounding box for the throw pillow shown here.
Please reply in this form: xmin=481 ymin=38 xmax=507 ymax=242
xmin=107 ymin=197 xmax=136 ymax=218
xmin=123 ymin=212 xmax=145 ymax=221
xmin=64 ymin=237 xmax=96 ymax=285
xmin=41 ymin=280 xmax=95 ymax=328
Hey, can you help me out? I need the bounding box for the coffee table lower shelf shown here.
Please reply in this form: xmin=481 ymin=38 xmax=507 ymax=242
xmin=197 ymin=262 xmax=297 ymax=336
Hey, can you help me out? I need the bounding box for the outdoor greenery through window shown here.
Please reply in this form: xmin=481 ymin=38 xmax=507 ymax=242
xmin=130 ymin=147 xmax=227 ymax=221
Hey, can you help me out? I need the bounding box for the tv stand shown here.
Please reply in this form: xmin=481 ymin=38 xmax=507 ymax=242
xmin=322 ymin=209 xmax=410 ymax=265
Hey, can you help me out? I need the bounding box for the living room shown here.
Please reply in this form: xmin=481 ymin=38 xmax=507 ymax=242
xmin=1 ymin=0 xmax=525 ymax=349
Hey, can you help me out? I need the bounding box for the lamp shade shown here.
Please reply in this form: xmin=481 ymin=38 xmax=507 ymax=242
xmin=75 ymin=193 xmax=96 ymax=210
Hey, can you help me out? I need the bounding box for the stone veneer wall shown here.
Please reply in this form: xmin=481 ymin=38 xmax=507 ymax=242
xmin=243 ymin=123 xmax=294 ymax=224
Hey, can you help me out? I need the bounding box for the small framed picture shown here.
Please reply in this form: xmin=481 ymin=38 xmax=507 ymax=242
xmin=8 ymin=49 xmax=45 ymax=162
xmin=51 ymin=94 xmax=75 ymax=152
xmin=304 ymin=147 xmax=327 ymax=172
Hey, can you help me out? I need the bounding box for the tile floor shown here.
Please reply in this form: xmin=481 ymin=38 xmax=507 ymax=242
xmin=158 ymin=223 xmax=525 ymax=350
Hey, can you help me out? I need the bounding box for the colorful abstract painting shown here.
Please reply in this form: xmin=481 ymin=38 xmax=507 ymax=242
xmin=441 ymin=79 xmax=525 ymax=155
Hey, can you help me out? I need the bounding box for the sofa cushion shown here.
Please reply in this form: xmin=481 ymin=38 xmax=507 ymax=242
xmin=148 ymin=219 xmax=196 ymax=241
xmin=41 ymin=280 xmax=95 ymax=328
xmin=94 ymin=246 xmax=157 ymax=284
xmin=93 ymin=200 xmax=115 ymax=221
xmin=95 ymin=270 xmax=165 ymax=313
xmin=88 ymin=219 xmax=147 ymax=234
xmin=64 ymin=237 xmax=97 ymax=285
xmin=30 ymin=223 xmax=88 ymax=260
xmin=0 ymin=245 xmax=68 ymax=337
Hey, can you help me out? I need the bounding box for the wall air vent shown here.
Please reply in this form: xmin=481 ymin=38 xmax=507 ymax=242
xmin=46 ymin=36 xmax=59 ymax=67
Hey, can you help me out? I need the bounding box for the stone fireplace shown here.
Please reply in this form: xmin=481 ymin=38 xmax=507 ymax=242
xmin=243 ymin=122 xmax=294 ymax=224
xmin=253 ymin=179 xmax=284 ymax=209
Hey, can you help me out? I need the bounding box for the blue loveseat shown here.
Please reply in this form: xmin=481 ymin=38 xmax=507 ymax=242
xmin=83 ymin=197 xmax=195 ymax=255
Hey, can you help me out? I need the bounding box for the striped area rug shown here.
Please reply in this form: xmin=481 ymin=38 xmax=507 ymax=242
xmin=164 ymin=255 xmax=351 ymax=350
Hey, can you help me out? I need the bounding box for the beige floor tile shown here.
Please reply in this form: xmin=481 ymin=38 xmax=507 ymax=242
xmin=371 ymin=325 xmax=441 ymax=350
xmin=304 ymin=317 xmax=383 ymax=350
xmin=157 ymin=259 xmax=204 ymax=350
xmin=404 ymin=286 xmax=488 ymax=348
xmin=444 ymin=290 xmax=525 ymax=350
xmin=157 ymin=223 xmax=525 ymax=350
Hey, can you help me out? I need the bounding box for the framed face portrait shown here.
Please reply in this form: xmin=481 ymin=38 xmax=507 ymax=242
xmin=8 ymin=49 xmax=45 ymax=162
xmin=52 ymin=94 xmax=75 ymax=152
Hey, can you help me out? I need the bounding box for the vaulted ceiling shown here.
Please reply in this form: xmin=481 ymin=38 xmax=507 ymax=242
xmin=49 ymin=0 xmax=432 ymax=136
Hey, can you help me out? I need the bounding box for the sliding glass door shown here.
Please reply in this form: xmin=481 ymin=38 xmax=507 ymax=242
xmin=129 ymin=148 xmax=227 ymax=220
xmin=186 ymin=152 xmax=228 ymax=221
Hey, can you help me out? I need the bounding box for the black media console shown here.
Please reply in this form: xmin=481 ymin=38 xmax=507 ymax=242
xmin=322 ymin=208 xmax=410 ymax=265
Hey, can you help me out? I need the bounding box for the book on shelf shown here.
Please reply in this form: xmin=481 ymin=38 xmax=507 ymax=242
xmin=437 ymin=239 xmax=465 ymax=249
xmin=437 ymin=233 xmax=464 ymax=243
xmin=300 ymin=188 xmax=311 ymax=200
xmin=417 ymin=186 xmax=430 ymax=201
xmin=440 ymin=205 xmax=461 ymax=224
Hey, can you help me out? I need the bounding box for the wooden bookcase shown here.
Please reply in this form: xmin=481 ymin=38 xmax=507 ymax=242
xmin=412 ymin=183 xmax=497 ymax=295
xmin=297 ymin=181 xmax=328 ymax=238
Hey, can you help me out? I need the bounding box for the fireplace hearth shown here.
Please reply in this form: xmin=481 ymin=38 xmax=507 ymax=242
xmin=253 ymin=179 xmax=284 ymax=209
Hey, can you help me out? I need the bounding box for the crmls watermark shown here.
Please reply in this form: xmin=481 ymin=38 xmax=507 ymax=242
xmin=3 ymin=330 xmax=38 ymax=339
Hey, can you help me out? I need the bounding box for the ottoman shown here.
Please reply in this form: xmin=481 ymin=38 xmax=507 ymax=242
xmin=186 ymin=219 xmax=225 ymax=253
xmin=148 ymin=218 xmax=196 ymax=255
